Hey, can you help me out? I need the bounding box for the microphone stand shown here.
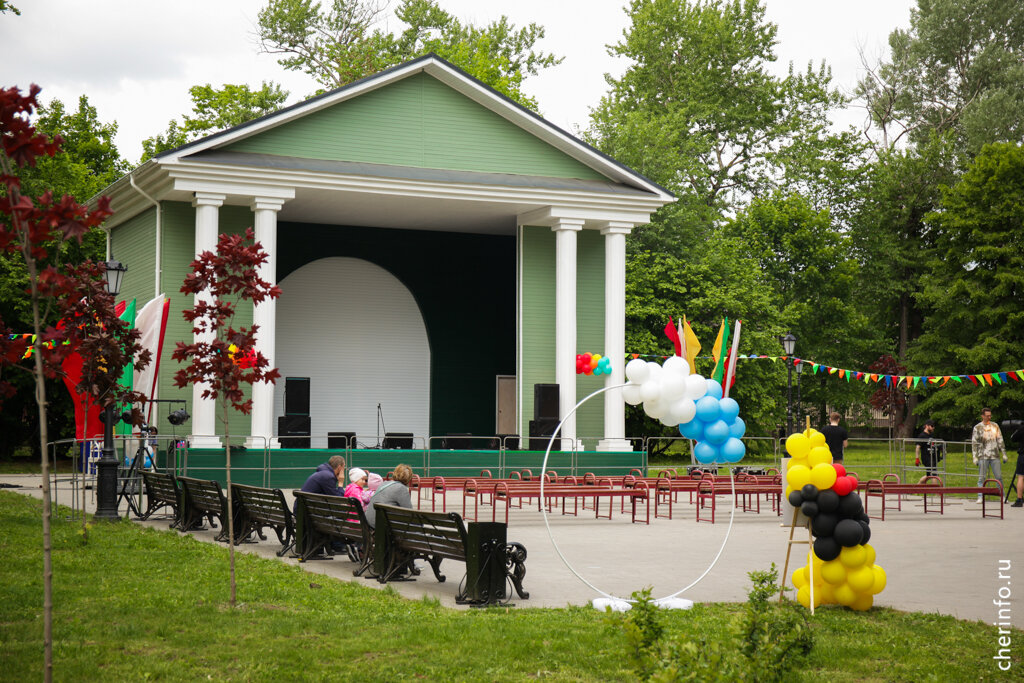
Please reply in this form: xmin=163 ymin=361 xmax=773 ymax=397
xmin=377 ymin=403 xmax=387 ymax=448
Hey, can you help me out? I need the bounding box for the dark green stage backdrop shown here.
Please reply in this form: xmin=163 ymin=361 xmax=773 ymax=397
xmin=276 ymin=222 xmax=516 ymax=440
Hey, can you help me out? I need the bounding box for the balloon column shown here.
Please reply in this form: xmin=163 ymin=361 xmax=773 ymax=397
xmin=622 ymin=357 xmax=746 ymax=465
xmin=576 ymin=353 xmax=612 ymax=376
xmin=784 ymin=428 xmax=886 ymax=611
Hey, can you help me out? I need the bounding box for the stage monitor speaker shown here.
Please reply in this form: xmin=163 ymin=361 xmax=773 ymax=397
xmin=528 ymin=417 xmax=559 ymax=451
xmin=327 ymin=431 xmax=356 ymax=449
xmin=382 ymin=432 xmax=414 ymax=449
xmin=278 ymin=415 xmax=311 ymax=449
xmin=534 ymin=383 xmax=560 ymax=419
xmin=496 ymin=434 xmax=519 ymax=451
xmin=284 ymin=377 xmax=310 ymax=416
xmin=442 ymin=432 xmax=473 ymax=449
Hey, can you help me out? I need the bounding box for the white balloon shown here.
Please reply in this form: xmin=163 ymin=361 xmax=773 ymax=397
xmin=640 ymin=379 xmax=662 ymax=402
xmin=643 ymin=398 xmax=666 ymax=419
xmin=659 ymin=411 xmax=680 ymax=427
xmin=671 ymin=397 xmax=697 ymax=424
xmin=625 ymin=358 xmax=649 ymax=384
xmin=663 ymin=355 xmax=690 ymax=375
xmin=622 ymin=384 xmax=644 ymax=405
xmin=646 ymin=361 xmax=663 ymax=379
xmin=685 ymin=374 xmax=709 ymax=400
xmin=660 ymin=373 xmax=688 ymax=401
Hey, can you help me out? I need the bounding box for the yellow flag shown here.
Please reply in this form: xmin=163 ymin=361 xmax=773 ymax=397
xmin=682 ymin=316 xmax=701 ymax=374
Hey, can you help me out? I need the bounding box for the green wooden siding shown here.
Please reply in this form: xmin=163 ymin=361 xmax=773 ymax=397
xmin=109 ymin=208 xmax=156 ymax=314
xmin=225 ymin=73 xmax=606 ymax=181
xmin=518 ymin=226 xmax=605 ymax=446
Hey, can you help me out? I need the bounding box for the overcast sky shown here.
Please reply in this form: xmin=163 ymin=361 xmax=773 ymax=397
xmin=2 ymin=0 xmax=917 ymax=165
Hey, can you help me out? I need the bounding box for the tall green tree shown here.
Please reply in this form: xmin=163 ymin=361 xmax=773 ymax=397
xmin=256 ymin=0 xmax=561 ymax=108
xmin=727 ymin=194 xmax=876 ymax=425
xmin=587 ymin=0 xmax=846 ymax=252
xmin=910 ymin=143 xmax=1024 ymax=426
xmin=141 ymin=82 xmax=289 ymax=161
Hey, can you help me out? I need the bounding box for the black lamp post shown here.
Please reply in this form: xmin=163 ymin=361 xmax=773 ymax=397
xmin=782 ymin=333 xmax=796 ymax=436
xmin=795 ymin=359 xmax=804 ymax=428
xmin=94 ymin=260 xmax=127 ymax=522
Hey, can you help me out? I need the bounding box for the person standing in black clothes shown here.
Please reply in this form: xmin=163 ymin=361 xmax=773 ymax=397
xmin=915 ymin=420 xmax=941 ymax=484
xmin=820 ymin=412 xmax=848 ymax=463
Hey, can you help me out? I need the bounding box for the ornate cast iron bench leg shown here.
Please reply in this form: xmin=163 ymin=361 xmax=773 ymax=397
xmin=505 ymin=542 xmax=529 ymax=599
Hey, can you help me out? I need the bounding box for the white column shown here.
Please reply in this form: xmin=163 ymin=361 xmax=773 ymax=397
xmin=247 ymin=197 xmax=285 ymax=449
xmin=553 ymin=219 xmax=584 ymax=451
xmin=190 ymin=192 xmax=225 ymax=448
xmin=598 ymin=223 xmax=633 ymax=452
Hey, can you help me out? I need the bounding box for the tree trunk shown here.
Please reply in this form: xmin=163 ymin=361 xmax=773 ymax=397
xmin=26 ymin=256 xmax=54 ymax=683
xmin=898 ymin=292 xmax=918 ymax=438
xmin=223 ymin=404 xmax=236 ymax=607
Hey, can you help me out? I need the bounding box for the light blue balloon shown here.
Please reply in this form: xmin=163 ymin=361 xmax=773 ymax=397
xmin=704 ymin=379 xmax=724 ymax=399
xmin=694 ymin=441 xmax=719 ymax=464
xmin=704 ymin=419 xmax=730 ymax=445
xmin=718 ymin=397 xmax=740 ymax=422
xmin=694 ymin=396 xmax=721 ymax=423
xmin=728 ymin=416 xmax=746 ymax=439
xmin=721 ymin=437 xmax=746 ymax=463
xmin=679 ymin=419 xmax=704 ymax=440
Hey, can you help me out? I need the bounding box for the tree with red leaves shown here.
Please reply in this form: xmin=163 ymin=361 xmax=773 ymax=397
xmin=1 ymin=84 xmax=149 ymax=682
xmin=173 ymin=227 xmax=280 ymax=607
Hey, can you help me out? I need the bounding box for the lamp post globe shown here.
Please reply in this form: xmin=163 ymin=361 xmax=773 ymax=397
xmin=94 ymin=260 xmax=127 ymax=522
xmin=781 ymin=333 xmax=796 ymax=436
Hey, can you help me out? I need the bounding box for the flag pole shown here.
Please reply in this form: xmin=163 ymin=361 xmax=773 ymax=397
xmin=679 ymin=317 xmax=687 ymax=362
xmin=723 ymin=320 xmax=742 ymax=398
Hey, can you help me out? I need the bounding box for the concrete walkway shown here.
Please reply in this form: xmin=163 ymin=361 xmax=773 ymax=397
xmin=4 ymin=474 xmax=1020 ymax=622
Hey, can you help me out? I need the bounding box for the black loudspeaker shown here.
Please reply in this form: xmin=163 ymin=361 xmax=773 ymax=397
xmin=284 ymin=377 xmax=310 ymax=416
xmin=464 ymin=522 xmax=508 ymax=604
xmin=442 ymin=433 xmax=473 ymax=449
xmin=328 ymin=431 xmax=356 ymax=449
xmin=278 ymin=415 xmax=311 ymax=449
xmin=528 ymin=417 xmax=559 ymax=451
xmin=382 ymin=432 xmax=414 ymax=449
xmin=534 ymin=383 xmax=559 ymax=419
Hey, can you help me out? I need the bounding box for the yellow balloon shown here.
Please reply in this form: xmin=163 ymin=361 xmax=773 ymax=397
xmin=850 ymin=593 xmax=874 ymax=611
xmin=786 ymin=432 xmax=811 ymax=458
xmin=808 ymin=445 xmax=834 ymax=468
xmin=810 ymin=462 xmax=838 ymax=490
xmin=834 ymin=583 xmax=857 ymax=606
xmin=792 ymin=566 xmax=808 ymax=589
xmin=787 ymin=464 xmax=812 ymax=490
xmin=809 ymin=430 xmax=826 ymax=448
xmin=847 ymin=565 xmax=875 ymax=592
xmin=871 ymin=565 xmax=887 ymax=595
xmin=817 ymin=582 xmax=836 ymax=605
xmin=840 ymin=545 xmax=867 ymax=568
xmin=821 ymin=559 xmax=848 ymax=586
xmin=796 ymin=584 xmax=811 ymax=608
xmin=863 ymin=544 xmax=876 ymax=567
xmin=785 ymin=484 xmax=793 ymax=499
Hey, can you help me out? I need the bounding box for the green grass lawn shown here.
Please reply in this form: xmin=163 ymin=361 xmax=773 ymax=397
xmin=0 ymin=492 xmax=1018 ymax=681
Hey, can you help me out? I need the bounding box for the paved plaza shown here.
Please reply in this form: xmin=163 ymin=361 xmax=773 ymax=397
xmin=4 ymin=474 xmax=1020 ymax=623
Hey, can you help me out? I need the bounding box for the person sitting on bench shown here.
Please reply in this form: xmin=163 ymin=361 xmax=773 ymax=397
xmin=300 ymin=455 xmax=347 ymax=497
xmin=365 ymin=463 xmax=413 ymax=528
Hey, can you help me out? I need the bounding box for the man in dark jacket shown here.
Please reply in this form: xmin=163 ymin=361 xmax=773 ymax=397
xmin=300 ymin=455 xmax=346 ymax=496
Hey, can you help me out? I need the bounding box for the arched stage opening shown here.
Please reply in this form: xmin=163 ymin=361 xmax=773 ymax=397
xmin=274 ymin=256 xmax=430 ymax=445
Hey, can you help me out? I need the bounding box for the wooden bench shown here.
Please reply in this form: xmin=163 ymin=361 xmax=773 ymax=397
xmin=139 ymin=470 xmax=180 ymax=524
xmin=292 ymin=491 xmax=375 ymax=576
xmin=372 ymin=503 xmax=528 ymax=606
xmin=176 ymin=476 xmax=230 ymax=540
xmin=230 ymin=483 xmax=295 ymax=557
xmin=863 ymin=477 xmax=1004 ymax=520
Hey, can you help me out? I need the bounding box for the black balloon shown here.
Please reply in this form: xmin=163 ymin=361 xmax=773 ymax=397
xmin=834 ymin=519 xmax=865 ymax=547
xmin=858 ymin=511 xmax=871 ymax=524
xmin=801 ymin=501 xmax=819 ymax=518
xmin=813 ymin=536 xmax=841 ymax=561
xmin=838 ymin=492 xmax=864 ymax=519
xmin=816 ymin=489 xmax=840 ymax=514
xmin=811 ymin=513 xmax=838 ymax=538
xmin=788 ymin=490 xmax=804 ymax=508
xmin=801 ymin=484 xmax=819 ymax=501
xmin=859 ymin=520 xmax=872 ymax=544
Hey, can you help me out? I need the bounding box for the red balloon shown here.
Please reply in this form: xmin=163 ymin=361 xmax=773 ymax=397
xmin=584 ymin=366 xmax=593 ymax=375
xmin=832 ymin=476 xmax=854 ymax=496
xmin=833 ymin=463 xmax=847 ymax=478
xmin=582 ymin=353 xmax=592 ymax=364
xmin=847 ymin=475 xmax=859 ymax=490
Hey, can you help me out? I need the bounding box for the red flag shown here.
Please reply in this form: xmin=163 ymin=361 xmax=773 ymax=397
xmin=664 ymin=317 xmax=682 ymax=357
